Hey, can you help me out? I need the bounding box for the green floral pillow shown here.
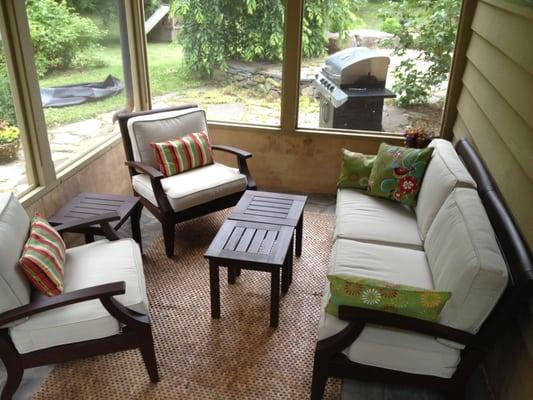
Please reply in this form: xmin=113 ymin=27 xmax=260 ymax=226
xmin=337 ymin=149 xmax=376 ymax=189
xmin=326 ymin=275 xmax=451 ymax=322
xmin=367 ymin=143 xmax=434 ymax=206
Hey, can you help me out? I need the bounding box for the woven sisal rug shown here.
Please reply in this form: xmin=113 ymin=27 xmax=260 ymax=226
xmin=33 ymin=210 xmax=341 ymax=399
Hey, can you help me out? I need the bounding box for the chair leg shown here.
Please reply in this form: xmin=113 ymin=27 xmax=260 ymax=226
xmin=139 ymin=327 xmax=160 ymax=383
xmin=0 ymin=336 xmax=24 ymax=400
xmin=310 ymin=353 xmax=329 ymax=400
xmin=162 ymin=219 xmax=175 ymax=258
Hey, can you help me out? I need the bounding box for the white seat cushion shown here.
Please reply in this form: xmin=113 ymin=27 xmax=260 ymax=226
xmin=133 ymin=163 xmax=247 ymax=212
xmin=334 ymin=188 xmax=422 ymax=250
xmin=415 ymin=139 xmax=476 ymax=240
xmin=0 ymin=193 xmax=32 ymax=325
xmin=424 ymin=188 xmax=508 ymax=334
xmin=319 ymin=239 xmax=460 ymax=378
xmin=127 ymin=107 xmax=207 ymax=167
xmin=10 ymin=239 xmax=149 ymax=354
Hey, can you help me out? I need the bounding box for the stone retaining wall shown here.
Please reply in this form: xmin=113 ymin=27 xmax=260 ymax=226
xmin=217 ymin=61 xmax=317 ymax=99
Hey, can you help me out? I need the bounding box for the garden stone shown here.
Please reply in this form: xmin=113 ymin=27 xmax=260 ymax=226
xmin=268 ymin=90 xmax=280 ymax=100
xmin=206 ymin=103 xmax=246 ymax=122
xmin=213 ymin=69 xmax=227 ymax=81
xmin=253 ymin=74 xmax=266 ymax=84
xmin=256 ymin=84 xmax=269 ymax=95
xmin=265 ymin=78 xmax=281 ymax=89
xmin=353 ymin=29 xmax=394 ymax=49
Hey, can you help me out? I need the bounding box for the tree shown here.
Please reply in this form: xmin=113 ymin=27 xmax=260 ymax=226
xmin=171 ymin=0 xmax=365 ymax=78
xmin=380 ymin=0 xmax=461 ymax=106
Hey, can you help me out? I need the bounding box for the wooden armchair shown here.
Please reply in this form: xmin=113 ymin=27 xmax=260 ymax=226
xmin=0 ymin=193 xmax=158 ymax=400
xmin=117 ymin=105 xmax=256 ymax=257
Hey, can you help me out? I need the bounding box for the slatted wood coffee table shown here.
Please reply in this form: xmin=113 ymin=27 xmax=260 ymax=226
xmin=49 ymin=192 xmax=143 ymax=250
xmin=229 ymin=191 xmax=308 ymax=257
xmin=204 ymin=219 xmax=294 ymax=328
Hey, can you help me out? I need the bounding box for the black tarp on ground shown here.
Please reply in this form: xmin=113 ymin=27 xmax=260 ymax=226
xmin=40 ymin=75 xmax=123 ymax=108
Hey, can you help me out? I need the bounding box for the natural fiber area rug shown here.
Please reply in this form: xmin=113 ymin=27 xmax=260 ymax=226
xmin=33 ymin=210 xmax=341 ymax=399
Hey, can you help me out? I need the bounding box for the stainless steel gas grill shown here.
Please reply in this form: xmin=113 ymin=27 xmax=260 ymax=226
xmin=312 ymin=47 xmax=395 ymax=131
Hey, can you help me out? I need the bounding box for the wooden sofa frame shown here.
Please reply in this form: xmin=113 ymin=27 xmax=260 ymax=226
xmin=117 ymin=105 xmax=257 ymax=258
xmin=0 ymin=214 xmax=159 ymax=400
xmin=311 ymin=138 xmax=533 ymax=399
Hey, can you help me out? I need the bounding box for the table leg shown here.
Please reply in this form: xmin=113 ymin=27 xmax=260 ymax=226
xmin=282 ymin=257 xmax=289 ymax=294
xmin=289 ymin=237 xmax=294 ymax=286
xmin=84 ymin=233 xmax=95 ymax=243
xmin=296 ymin=214 xmax=303 ymax=257
xmin=228 ymin=267 xmax=237 ymax=284
xmin=270 ymin=266 xmax=280 ymax=328
xmin=131 ymin=203 xmax=143 ymax=253
xmin=209 ymin=261 xmax=220 ymax=319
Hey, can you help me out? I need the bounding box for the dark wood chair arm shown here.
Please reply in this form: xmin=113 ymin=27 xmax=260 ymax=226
xmin=211 ymin=144 xmax=252 ymax=159
xmin=125 ymin=161 xmax=173 ymax=213
xmin=54 ymin=212 xmax=121 ymax=241
xmin=212 ymin=144 xmax=256 ymax=190
xmin=0 ymin=282 xmax=126 ymax=326
xmin=125 ymin=161 xmax=164 ymax=180
xmin=338 ymin=305 xmax=484 ymax=350
xmin=54 ymin=212 xmax=120 ymax=233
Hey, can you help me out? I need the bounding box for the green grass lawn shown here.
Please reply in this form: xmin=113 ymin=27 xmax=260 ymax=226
xmin=41 ymin=43 xmax=202 ymax=127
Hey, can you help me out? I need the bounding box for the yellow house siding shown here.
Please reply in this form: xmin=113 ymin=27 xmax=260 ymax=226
xmin=452 ymin=0 xmax=533 ymax=249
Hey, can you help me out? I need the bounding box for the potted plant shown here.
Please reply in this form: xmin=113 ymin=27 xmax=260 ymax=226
xmin=0 ymin=119 xmax=20 ymax=163
xmin=403 ymin=125 xmax=432 ymax=149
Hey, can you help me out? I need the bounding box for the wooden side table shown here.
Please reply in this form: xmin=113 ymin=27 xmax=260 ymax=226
xmin=49 ymin=192 xmax=143 ymax=251
xmin=204 ymin=219 xmax=294 ymax=328
xmin=229 ymin=190 xmax=307 ymax=257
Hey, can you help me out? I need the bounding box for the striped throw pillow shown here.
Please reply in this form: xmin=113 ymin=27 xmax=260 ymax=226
xmin=19 ymin=213 xmax=66 ymax=296
xmin=151 ymin=131 xmax=214 ymax=177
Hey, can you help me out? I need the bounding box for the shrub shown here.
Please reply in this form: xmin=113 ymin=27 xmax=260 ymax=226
xmin=380 ymin=0 xmax=461 ymax=106
xmin=172 ymin=0 xmax=364 ymax=78
xmin=0 ymin=50 xmax=16 ymax=126
xmin=381 ymin=17 xmax=402 ymax=35
xmin=27 ymin=0 xmax=105 ymax=76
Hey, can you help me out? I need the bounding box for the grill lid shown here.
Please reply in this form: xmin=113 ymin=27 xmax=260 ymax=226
xmin=323 ymin=47 xmax=390 ymax=86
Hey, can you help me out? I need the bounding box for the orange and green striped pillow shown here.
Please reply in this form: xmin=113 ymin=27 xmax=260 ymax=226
xmin=151 ymin=131 xmax=214 ymax=177
xmin=19 ymin=213 xmax=66 ymax=297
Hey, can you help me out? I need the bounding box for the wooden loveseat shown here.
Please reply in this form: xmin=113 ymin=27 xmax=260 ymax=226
xmin=312 ymin=138 xmax=532 ymax=399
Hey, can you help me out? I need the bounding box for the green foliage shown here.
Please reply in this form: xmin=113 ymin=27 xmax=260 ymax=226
xmin=144 ymin=0 xmax=163 ymax=16
xmin=27 ymin=0 xmax=105 ymax=77
xmin=172 ymin=0 xmax=364 ymax=77
xmin=380 ymin=0 xmax=461 ymax=106
xmin=381 ymin=17 xmax=401 ymax=35
xmin=0 ymin=47 xmax=16 ymax=126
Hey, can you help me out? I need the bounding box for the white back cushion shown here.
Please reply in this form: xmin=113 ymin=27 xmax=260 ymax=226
xmin=0 ymin=193 xmax=32 ymax=317
xmin=127 ymin=107 xmax=207 ymax=167
xmin=424 ymin=188 xmax=508 ymax=333
xmin=416 ymin=139 xmax=476 ymax=240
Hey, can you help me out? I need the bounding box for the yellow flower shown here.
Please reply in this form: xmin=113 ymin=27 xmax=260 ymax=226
xmin=344 ymin=281 xmax=363 ymax=296
xmin=421 ymin=292 xmax=443 ymax=308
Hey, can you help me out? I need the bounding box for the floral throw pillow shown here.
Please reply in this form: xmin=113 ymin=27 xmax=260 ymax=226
xmin=326 ymin=275 xmax=450 ymax=322
xmin=337 ymin=148 xmax=376 ymax=189
xmin=367 ymin=143 xmax=434 ymax=206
